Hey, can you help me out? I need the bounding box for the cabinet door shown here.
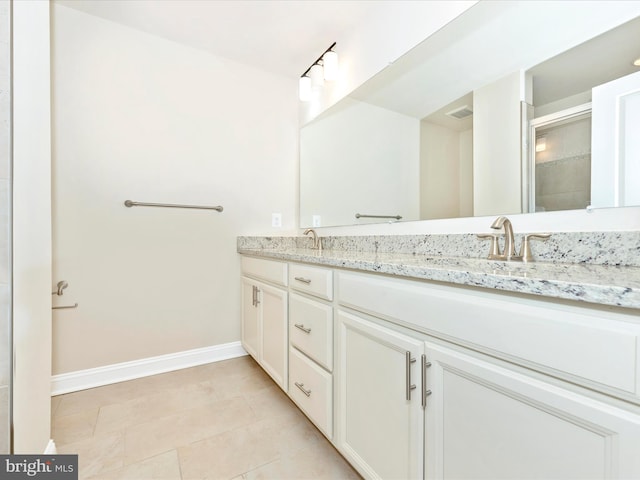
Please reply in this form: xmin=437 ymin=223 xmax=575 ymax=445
xmin=425 ymin=342 xmax=640 ymax=480
xmin=336 ymin=310 xmax=424 ymax=480
xmin=259 ymin=282 xmax=288 ymax=391
xmin=241 ymin=277 xmax=260 ymax=361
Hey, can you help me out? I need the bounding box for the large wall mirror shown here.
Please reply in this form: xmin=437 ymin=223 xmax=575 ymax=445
xmin=300 ymin=1 xmax=640 ymax=228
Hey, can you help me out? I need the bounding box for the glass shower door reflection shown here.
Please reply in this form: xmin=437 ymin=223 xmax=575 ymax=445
xmin=528 ymin=106 xmax=592 ymax=213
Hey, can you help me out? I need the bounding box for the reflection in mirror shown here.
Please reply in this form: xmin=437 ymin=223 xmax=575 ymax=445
xmin=529 ymin=106 xmax=592 ymax=213
xmin=420 ymin=93 xmax=473 ymax=220
xmin=299 ymin=3 xmax=640 ymax=228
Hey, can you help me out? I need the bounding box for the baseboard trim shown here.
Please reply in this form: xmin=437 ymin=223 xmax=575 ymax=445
xmin=51 ymin=341 xmax=247 ymax=396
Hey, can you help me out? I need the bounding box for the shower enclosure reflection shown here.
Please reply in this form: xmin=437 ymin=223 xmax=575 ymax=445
xmin=528 ymin=106 xmax=592 ymax=213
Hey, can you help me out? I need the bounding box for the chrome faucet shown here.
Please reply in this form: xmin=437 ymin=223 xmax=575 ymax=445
xmin=303 ymin=228 xmax=322 ymax=251
xmin=490 ymin=216 xmax=521 ymax=261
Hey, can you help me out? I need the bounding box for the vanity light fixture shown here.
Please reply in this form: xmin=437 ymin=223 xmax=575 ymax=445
xmin=309 ymin=63 xmax=325 ymax=89
xmin=322 ymin=49 xmax=339 ymax=81
xmin=299 ymin=75 xmax=312 ymax=101
xmin=299 ymin=42 xmax=338 ymax=101
xmin=633 ymin=57 xmax=640 ymax=67
xmin=535 ymin=135 xmax=547 ymax=153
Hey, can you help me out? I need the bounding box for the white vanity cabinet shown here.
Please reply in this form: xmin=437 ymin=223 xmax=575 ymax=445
xmin=425 ymin=341 xmax=640 ymax=479
xmin=240 ymin=253 xmax=640 ymax=479
xmin=335 ymin=270 xmax=640 ymax=480
xmin=241 ymin=257 xmax=288 ymax=391
xmin=287 ymin=263 xmax=334 ymax=438
xmin=336 ymin=310 xmax=424 ymax=480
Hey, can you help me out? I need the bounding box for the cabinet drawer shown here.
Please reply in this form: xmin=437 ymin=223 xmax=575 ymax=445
xmin=241 ymin=256 xmax=288 ymax=286
xmin=289 ymin=263 xmax=333 ymax=300
xmin=337 ymin=271 xmax=640 ymax=401
xmin=289 ymin=346 xmax=333 ymax=439
xmin=289 ymin=293 xmax=333 ymax=371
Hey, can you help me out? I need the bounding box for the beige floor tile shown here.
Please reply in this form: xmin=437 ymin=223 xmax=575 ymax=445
xmin=178 ymin=408 xmax=325 ymax=480
xmin=178 ymin=423 xmax=279 ymax=480
xmin=51 ymin=395 xmax=63 ymax=417
xmin=58 ymin=431 xmax=125 ymax=479
xmin=214 ymin=356 xmax=263 ymax=378
xmin=94 ymin=379 xmax=219 ymax=436
xmin=55 ymin=357 xmax=259 ymax=419
xmin=124 ymin=396 xmax=257 ymax=465
xmin=56 ymin=381 xmax=156 ymax=418
xmin=52 ymin=358 xmax=357 ymax=480
xmin=243 ymin=441 xmax=361 ymax=480
xmin=86 ymin=449 xmax=181 ymax=479
xmin=53 ymin=408 xmax=100 ymax=446
xmin=208 ymin=370 xmax=273 ymax=401
xmin=244 ymin=385 xmax=302 ymax=422
xmin=139 ymin=356 xmax=259 ymax=393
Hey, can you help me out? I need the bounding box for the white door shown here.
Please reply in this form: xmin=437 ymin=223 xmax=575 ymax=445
xmin=591 ymin=69 xmax=640 ymax=208
xmin=240 ymin=277 xmax=260 ymax=361
xmin=424 ymin=341 xmax=640 ymax=479
xmin=336 ymin=310 xmax=424 ymax=480
xmin=259 ymin=282 xmax=288 ymax=390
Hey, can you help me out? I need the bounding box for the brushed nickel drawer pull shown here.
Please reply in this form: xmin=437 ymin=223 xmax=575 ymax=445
xmin=294 ymin=277 xmax=312 ymax=284
xmin=251 ymin=285 xmax=260 ymax=306
xmin=421 ymin=354 xmax=432 ymax=408
xmin=406 ymin=351 xmax=417 ymax=401
xmin=294 ymin=323 xmax=312 ymax=334
xmin=294 ymin=382 xmax=312 ymax=397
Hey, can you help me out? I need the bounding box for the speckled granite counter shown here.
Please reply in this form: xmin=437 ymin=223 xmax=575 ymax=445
xmin=238 ymin=233 xmax=640 ymax=310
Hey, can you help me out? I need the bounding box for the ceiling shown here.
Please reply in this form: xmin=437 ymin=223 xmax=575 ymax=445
xmin=55 ymin=0 xmax=385 ymax=79
xmin=528 ymin=14 xmax=640 ymax=106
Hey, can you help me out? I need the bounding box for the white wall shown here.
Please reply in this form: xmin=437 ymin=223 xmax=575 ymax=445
xmin=301 ymin=99 xmax=419 ymax=227
xmin=473 ymin=70 xmax=528 ymax=217
xmin=12 ymin=0 xmax=52 ymax=453
xmin=420 ymin=122 xmax=472 ymax=220
xmin=591 ymin=70 xmax=640 ymax=209
xmin=459 ymin=130 xmax=474 ymax=218
xmin=51 ymin=5 xmax=298 ymax=374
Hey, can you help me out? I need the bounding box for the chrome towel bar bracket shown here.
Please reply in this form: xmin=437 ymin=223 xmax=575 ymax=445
xmin=124 ymin=200 xmax=223 ymax=212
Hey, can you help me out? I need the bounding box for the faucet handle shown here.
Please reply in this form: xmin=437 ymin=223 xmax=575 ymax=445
xmin=477 ymin=234 xmax=502 ymax=259
xmin=519 ymin=233 xmax=551 ymax=262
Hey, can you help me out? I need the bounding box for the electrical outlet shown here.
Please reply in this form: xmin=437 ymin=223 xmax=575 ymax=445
xmin=272 ymin=213 xmax=282 ymax=228
xmin=312 ymin=215 xmax=322 ymax=227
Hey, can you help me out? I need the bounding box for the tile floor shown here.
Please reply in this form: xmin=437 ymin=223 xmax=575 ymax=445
xmin=51 ymin=356 xmax=361 ymax=480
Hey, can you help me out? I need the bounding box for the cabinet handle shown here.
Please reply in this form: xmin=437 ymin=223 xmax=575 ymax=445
xmin=405 ymin=351 xmax=417 ymax=401
xmin=252 ymin=285 xmax=259 ymax=307
xmin=294 ymin=323 xmax=312 ymax=334
xmin=294 ymin=277 xmax=312 ymax=285
xmin=254 ymin=286 xmax=260 ymax=306
xmin=294 ymin=382 xmax=312 ymax=397
xmin=421 ymin=354 xmax=432 ymax=408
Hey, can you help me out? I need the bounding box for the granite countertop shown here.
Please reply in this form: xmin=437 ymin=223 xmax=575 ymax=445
xmin=237 ymin=246 xmax=640 ymax=310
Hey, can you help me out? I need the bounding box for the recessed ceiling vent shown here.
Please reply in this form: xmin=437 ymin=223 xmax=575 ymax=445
xmin=446 ymin=105 xmax=473 ymax=119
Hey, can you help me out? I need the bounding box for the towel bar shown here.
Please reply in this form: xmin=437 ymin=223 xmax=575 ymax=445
xmin=124 ymin=200 xmax=223 ymax=212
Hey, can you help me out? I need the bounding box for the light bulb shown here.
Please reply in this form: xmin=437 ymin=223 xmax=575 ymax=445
xmin=299 ymin=76 xmax=311 ymax=101
xmin=323 ymin=50 xmax=338 ymax=81
xmin=310 ymin=64 xmax=324 ymax=89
